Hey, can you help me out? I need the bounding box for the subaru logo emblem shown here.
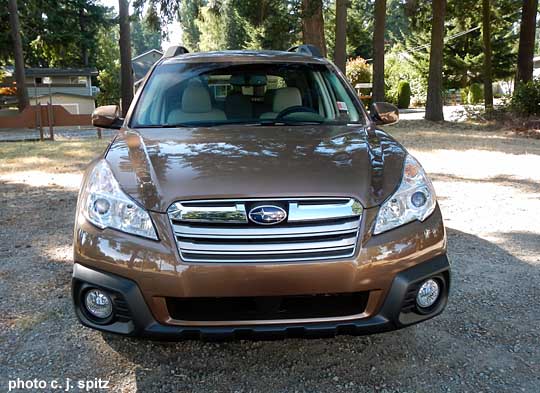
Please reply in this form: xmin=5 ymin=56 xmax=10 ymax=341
xmin=248 ymin=205 xmax=287 ymax=225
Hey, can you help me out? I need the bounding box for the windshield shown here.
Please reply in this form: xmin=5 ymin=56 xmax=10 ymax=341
xmin=131 ymin=62 xmax=365 ymax=127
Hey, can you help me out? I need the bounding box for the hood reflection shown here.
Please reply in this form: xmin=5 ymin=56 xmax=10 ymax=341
xmin=106 ymin=125 xmax=406 ymax=212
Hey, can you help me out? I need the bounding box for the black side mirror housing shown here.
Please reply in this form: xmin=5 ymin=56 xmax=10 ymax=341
xmin=370 ymin=102 xmax=399 ymax=126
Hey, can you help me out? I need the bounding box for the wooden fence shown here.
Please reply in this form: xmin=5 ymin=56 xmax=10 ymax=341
xmin=0 ymin=104 xmax=93 ymax=140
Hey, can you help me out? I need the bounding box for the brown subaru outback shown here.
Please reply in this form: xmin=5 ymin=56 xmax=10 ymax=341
xmin=72 ymin=45 xmax=449 ymax=339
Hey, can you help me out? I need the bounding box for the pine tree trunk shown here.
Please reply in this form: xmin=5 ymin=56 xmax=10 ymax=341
xmin=425 ymin=0 xmax=446 ymax=122
xmin=372 ymin=0 xmax=386 ymax=103
xmin=119 ymin=0 xmax=133 ymax=117
xmin=516 ymin=0 xmax=539 ymax=84
xmin=8 ymin=0 xmax=29 ymax=112
xmin=334 ymin=0 xmax=347 ymax=73
xmin=482 ymin=0 xmax=493 ymax=110
xmin=302 ymin=0 xmax=327 ymax=57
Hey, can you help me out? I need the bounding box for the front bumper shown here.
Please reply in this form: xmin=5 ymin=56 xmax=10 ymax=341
xmin=72 ymin=253 xmax=450 ymax=340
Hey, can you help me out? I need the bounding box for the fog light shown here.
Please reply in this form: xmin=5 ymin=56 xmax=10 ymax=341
xmin=84 ymin=289 xmax=113 ymax=319
xmin=416 ymin=279 xmax=440 ymax=308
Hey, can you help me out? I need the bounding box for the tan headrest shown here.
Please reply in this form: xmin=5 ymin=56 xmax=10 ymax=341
xmin=182 ymin=82 xmax=212 ymax=113
xmin=273 ymin=87 xmax=302 ymax=113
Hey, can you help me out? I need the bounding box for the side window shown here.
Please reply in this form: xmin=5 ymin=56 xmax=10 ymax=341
xmin=312 ymin=71 xmax=335 ymax=119
xmin=326 ymin=72 xmax=360 ymax=123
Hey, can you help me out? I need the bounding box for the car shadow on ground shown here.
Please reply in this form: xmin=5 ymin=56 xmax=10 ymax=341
xmin=388 ymin=120 xmax=540 ymax=155
xmin=100 ymin=227 xmax=539 ymax=392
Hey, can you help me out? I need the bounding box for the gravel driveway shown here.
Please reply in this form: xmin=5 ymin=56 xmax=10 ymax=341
xmin=1 ymin=121 xmax=539 ymax=392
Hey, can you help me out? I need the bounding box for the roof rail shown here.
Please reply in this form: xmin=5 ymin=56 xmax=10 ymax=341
xmin=163 ymin=45 xmax=190 ymax=58
xmin=287 ymin=44 xmax=324 ymax=58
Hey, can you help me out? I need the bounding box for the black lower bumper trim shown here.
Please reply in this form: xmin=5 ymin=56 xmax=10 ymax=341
xmin=71 ymin=254 xmax=450 ymax=340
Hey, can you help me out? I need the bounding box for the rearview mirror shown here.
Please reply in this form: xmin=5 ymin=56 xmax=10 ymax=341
xmin=370 ymin=102 xmax=399 ymax=126
xmin=92 ymin=105 xmax=123 ymax=129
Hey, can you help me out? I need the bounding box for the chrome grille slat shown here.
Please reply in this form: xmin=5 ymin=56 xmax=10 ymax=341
xmin=180 ymin=251 xmax=356 ymax=263
xmin=172 ymin=220 xmax=359 ymax=238
xmin=180 ymin=245 xmax=355 ymax=255
xmin=179 ymin=236 xmax=357 ymax=252
xmin=167 ymin=198 xmax=362 ymax=263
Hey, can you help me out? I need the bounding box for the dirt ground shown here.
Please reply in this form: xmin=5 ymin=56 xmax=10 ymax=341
xmin=1 ymin=121 xmax=539 ymax=392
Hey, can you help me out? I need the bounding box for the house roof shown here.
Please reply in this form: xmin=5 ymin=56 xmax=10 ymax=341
xmin=132 ymin=49 xmax=163 ymax=62
xmin=132 ymin=49 xmax=163 ymax=81
xmin=25 ymin=68 xmax=98 ymax=77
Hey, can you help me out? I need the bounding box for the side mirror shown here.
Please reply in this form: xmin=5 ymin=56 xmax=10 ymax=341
xmin=92 ymin=105 xmax=123 ymax=129
xmin=370 ymin=102 xmax=399 ymax=126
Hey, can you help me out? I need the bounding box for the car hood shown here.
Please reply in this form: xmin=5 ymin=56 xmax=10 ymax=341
xmin=105 ymin=125 xmax=407 ymax=212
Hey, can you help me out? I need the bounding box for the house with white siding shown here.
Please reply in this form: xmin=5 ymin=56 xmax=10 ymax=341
xmin=0 ymin=67 xmax=98 ymax=114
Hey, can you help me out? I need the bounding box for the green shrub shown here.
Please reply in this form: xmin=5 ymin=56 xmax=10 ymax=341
xmin=511 ymin=80 xmax=540 ymax=116
xmin=460 ymin=88 xmax=469 ymax=104
xmin=384 ymin=84 xmax=398 ymax=105
xmin=396 ymin=81 xmax=411 ymax=109
xmin=346 ymin=57 xmax=372 ymax=86
xmin=468 ymin=83 xmax=483 ymax=105
xmin=385 ymin=50 xmax=428 ymax=105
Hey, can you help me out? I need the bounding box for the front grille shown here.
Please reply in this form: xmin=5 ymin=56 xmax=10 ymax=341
xmin=166 ymin=292 xmax=369 ymax=321
xmin=167 ymin=198 xmax=363 ymax=263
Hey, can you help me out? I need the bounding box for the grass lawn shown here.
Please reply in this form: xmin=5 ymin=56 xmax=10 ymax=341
xmin=0 ymin=139 xmax=110 ymax=175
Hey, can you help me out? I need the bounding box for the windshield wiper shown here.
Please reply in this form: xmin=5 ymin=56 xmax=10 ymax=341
xmin=162 ymin=122 xmax=213 ymax=128
xmin=135 ymin=120 xmax=325 ymax=128
xmin=257 ymin=119 xmax=325 ymax=126
xmin=139 ymin=120 xmax=263 ymax=128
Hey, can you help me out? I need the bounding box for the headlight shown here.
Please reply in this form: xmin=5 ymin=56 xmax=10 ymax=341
xmin=374 ymin=155 xmax=436 ymax=234
xmin=81 ymin=160 xmax=158 ymax=240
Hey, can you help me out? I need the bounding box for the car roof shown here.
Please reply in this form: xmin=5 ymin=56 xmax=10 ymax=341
xmin=160 ymin=50 xmax=329 ymax=65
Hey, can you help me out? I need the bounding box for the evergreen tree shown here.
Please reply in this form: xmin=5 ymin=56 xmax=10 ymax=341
xmin=131 ymin=12 xmax=162 ymax=56
xmin=0 ymin=0 xmax=110 ymax=67
xmin=7 ymin=0 xmax=29 ymax=111
xmin=482 ymin=0 xmax=493 ymax=109
xmin=196 ymin=3 xmax=227 ymax=51
xmin=372 ymin=0 xmax=386 ymax=102
xmin=404 ymin=0 xmax=520 ymax=92
xmin=325 ymin=0 xmax=373 ymax=60
xmin=425 ymin=0 xmax=446 ymax=121
xmin=516 ymin=0 xmax=539 ymax=83
xmin=333 ymin=0 xmax=347 ymax=72
xmin=119 ymin=0 xmax=133 ymax=116
xmin=302 ymin=0 xmax=327 ymax=56
xmin=178 ymin=0 xmax=203 ymax=51
xmin=96 ymin=26 xmax=121 ymax=106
